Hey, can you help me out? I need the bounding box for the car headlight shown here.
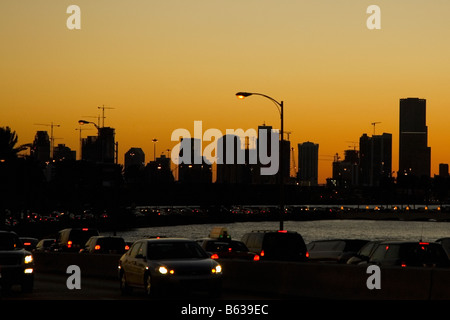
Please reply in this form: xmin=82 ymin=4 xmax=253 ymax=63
xmin=158 ymin=266 xmax=175 ymax=275
xmin=158 ymin=266 xmax=168 ymax=274
xmin=24 ymin=255 xmax=33 ymax=264
xmin=212 ymin=264 xmax=222 ymax=274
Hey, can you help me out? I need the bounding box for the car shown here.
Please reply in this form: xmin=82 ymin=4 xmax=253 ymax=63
xmin=53 ymin=228 xmax=99 ymax=252
xmin=118 ymin=238 xmax=223 ymax=297
xmin=19 ymin=237 xmax=39 ymax=251
xmin=435 ymin=238 xmax=450 ymax=258
xmin=35 ymin=239 xmax=56 ymax=252
xmin=196 ymin=238 xmax=259 ymax=261
xmin=80 ymin=236 xmax=128 ymax=254
xmin=368 ymin=241 xmax=450 ymax=268
xmin=0 ymin=231 xmax=34 ymax=292
xmin=241 ymin=230 xmax=308 ymax=262
xmin=306 ymin=239 xmax=369 ymax=263
xmin=347 ymin=240 xmax=382 ymax=265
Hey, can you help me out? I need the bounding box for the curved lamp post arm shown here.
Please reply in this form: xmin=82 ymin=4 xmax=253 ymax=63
xmin=236 ymin=92 xmax=282 ymax=116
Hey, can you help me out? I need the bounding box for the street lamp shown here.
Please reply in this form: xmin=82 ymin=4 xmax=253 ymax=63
xmin=78 ymin=119 xmax=99 ymax=130
xmin=152 ymin=138 xmax=158 ymax=161
xmin=235 ymin=91 xmax=285 ymax=231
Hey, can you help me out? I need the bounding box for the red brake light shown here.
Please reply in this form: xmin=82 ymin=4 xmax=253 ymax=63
xmin=211 ymin=253 xmax=219 ymax=259
xmin=82 ymin=228 xmax=88 ymax=231
xmin=306 ymin=251 xmax=309 ymax=258
xmin=125 ymin=245 xmax=130 ymax=251
xmin=94 ymin=245 xmax=101 ymax=250
xmin=67 ymin=240 xmax=72 ymax=248
xmin=278 ymin=230 xmax=288 ymax=233
xmin=401 ymin=263 xmax=407 ymax=267
xmin=419 ymin=242 xmax=429 ymax=245
xmin=385 ymin=246 xmax=389 ymax=251
xmin=260 ymin=250 xmax=265 ymax=257
xmin=253 ymin=254 xmax=260 ymax=261
xmin=24 ymin=242 xmax=31 ymax=246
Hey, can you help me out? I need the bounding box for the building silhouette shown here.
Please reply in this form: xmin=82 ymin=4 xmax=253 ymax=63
xmin=216 ymin=134 xmax=251 ymax=184
xmin=398 ymin=98 xmax=431 ymax=178
xmin=439 ymin=163 xmax=449 ymax=178
xmin=332 ymin=150 xmax=359 ymax=187
xmin=145 ymin=154 xmax=174 ymax=184
xmin=297 ymin=141 xmax=319 ymax=186
xmin=124 ymin=147 xmax=145 ymax=170
xmin=359 ymin=133 xmax=392 ymax=186
xmin=177 ymin=138 xmax=212 ymax=183
xmin=53 ymin=144 xmax=76 ymax=161
xmin=30 ymin=131 xmax=50 ymax=162
xmin=81 ymin=127 xmax=116 ymax=163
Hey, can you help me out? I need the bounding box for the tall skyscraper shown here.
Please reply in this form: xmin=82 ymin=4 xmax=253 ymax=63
xmin=297 ymin=141 xmax=319 ymax=186
xmin=359 ymin=133 xmax=392 ymax=186
xmin=216 ymin=134 xmax=250 ymax=184
xmin=399 ymin=98 xmax=431 ymax=178
xmin=31 ymin=131 xmax=50 ymax=162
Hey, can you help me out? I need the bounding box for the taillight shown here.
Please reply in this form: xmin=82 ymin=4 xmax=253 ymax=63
xmin=401 ymin=262 xmax=407 ymax=267
xmin=278 ymin=230 xmax=288 ymax=233
xmin=82 ymin=228 xmax=88 ymax=231
xmin=211 ymin=253 xmax=219 ymax=259
xmin=67 ymin=241 xmax=72 ymax=248
xmin=260 ymin=250 xmax=265 ymax=257
xmin=125 ymin=245 xmax=130 ymax=251
xmin=306 ymin=251 xmax=309 ymax=258
xmin=94 ymin=245 xmax=101 ymax=250
xmin=253 ymin=255 xmax=260 ymax=261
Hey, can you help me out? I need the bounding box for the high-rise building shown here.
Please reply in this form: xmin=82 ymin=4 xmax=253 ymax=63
xmin=359 ymin=133 xmax=392 ymax=186
xmin=297 ymin=141 xmax=319 ymax=186
xmin=177 ymin=138 xmax=212 ymax=183
xmin=31 ymin=131 xmax=50 ymax=162
xmin=399 ymin=98 xmax=431 ymax=178
xmin=439 ymin=163 xmax=449 ymax=178
xmin=216 ymin=134 xmax=250 ymax=184
xmin=81 ymin=127 xmax=116 ymax=163
xmin=124 ymin=147 xmax=145 ymax=170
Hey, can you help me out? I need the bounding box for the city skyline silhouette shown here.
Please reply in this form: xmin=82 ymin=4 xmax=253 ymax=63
xmin=2 ymin=1 xmax=450 ymax=184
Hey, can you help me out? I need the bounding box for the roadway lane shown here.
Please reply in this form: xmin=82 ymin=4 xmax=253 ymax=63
xmin=1 ymin=272 xmax=277 ymax=300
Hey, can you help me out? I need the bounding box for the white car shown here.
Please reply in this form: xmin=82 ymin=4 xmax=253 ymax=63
xmin=118 ymin=238 xmax=223 ymax=297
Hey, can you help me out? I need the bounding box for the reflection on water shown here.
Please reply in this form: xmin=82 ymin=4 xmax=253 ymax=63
xmin=104 ymin=219 xmax=450 ymax=244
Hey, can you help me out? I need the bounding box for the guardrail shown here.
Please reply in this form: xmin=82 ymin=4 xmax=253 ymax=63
xmin=33 ymin=252 xmax=450 ymax=299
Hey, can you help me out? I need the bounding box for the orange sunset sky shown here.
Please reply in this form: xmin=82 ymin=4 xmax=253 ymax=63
xmin=1 ymin=1 xmax=450 ymax=184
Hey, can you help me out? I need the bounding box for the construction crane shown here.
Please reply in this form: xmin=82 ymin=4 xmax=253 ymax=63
xmin=371 ymin=122 xmax=381 ymax=135
xmin=34 ymin=122 xmax=61 ymax=158
xmin=98 ymin=105 xmax=115 ymax=128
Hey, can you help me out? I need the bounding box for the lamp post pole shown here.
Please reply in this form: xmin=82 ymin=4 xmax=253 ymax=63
xmin=236 ymin=92 xmax=285 ymax=231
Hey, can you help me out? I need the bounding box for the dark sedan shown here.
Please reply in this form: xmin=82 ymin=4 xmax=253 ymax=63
xmin=118 ymin=238 xmax=223 ymax=297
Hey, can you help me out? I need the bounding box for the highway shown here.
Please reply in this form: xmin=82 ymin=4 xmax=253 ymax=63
xmin=0 ymin=272 xmax=276 ymax=301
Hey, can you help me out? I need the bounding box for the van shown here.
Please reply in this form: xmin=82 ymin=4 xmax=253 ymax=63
xmin=241 ymin=230 xmax=308 ymax=262
xmin=54 ymin=228 xmax=99 ymax=252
